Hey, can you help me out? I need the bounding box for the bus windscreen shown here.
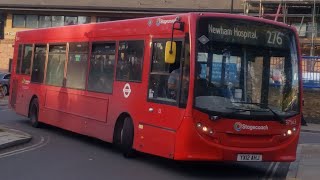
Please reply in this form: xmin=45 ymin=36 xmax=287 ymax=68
xmin=195 ymin=18 xmax=300 ymax=121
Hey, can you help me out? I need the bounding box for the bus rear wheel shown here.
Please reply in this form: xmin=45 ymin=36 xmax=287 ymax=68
xmin=29 ymin=98 xmax=40 ymax=128
xmin=119 ymin=117 xmax=135 ymax=158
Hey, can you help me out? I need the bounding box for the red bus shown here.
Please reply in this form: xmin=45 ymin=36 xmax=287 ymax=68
xmin=10 ymin=13 xmax=302 ymax=162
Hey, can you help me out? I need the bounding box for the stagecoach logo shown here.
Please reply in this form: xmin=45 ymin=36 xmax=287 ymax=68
xmin=123 ymin=83 xmax=131 ymax=98
xmin=234 ymin=122 xmax=269 ymax=132
xmin=156 ymin=17 xmax=178 ymax=26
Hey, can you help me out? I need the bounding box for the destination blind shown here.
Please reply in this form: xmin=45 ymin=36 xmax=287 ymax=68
xmin=197 ymin=18 xmax=292 ymax=49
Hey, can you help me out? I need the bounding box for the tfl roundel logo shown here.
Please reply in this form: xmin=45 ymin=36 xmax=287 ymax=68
xmin=234 ymin=122 xmax=242 ymax=132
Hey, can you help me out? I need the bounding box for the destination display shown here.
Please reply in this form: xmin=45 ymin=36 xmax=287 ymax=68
xmin=197 ymin=18 xmax=293 ymax=49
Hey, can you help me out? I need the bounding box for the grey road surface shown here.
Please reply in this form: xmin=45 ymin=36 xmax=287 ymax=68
xmin=0 ymin=106 xmax=318 ymax=180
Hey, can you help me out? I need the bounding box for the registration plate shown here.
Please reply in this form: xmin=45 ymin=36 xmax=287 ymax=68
xmin=237 ymin=154 xmax=262 ymax=161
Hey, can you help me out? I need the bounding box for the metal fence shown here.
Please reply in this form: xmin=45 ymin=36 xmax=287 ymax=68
xmin=302 ymin=56 xmax=320 ymax=88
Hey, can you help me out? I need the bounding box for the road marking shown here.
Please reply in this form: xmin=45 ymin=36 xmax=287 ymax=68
xmin=263 ymin=162 xmax=275 ymax=180
xmin=268 ymin=162 xmax=280 ymax=180
xmin=0 ymin=136 xmax=49 ymax=159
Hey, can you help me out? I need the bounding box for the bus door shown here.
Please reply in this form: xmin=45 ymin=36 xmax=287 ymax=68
xmin=13 ymin=44 xmax=33 ymax=115
xmin=139 ymin=39 xmax=187 ymax=157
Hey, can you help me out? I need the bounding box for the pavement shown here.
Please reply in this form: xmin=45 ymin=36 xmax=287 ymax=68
xmin=286 ymin=124 xmax=320 ymax=180
xmin=0 ymin=96 xmax=32 ymax=150
xmin=0 ymin=125 xmax=32 ymax=150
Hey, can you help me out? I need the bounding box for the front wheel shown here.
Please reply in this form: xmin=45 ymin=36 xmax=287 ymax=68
xmin=29 ymin=98 xmax=41 ymax=128
xmin=120 ymin=117 xmax=135 ymax=158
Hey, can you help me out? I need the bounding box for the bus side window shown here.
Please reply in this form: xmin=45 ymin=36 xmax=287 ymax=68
xmin=46 ymin=44 xmax=66 ymax=87
xmin=21 ymin=44 xmax=33 ymax=75
xmin=15 ymin=44 xmax=23 ymax=74
xmin=31 ymin=45 xmax=47 ymax=83
xmin=116 ymin=40 xmax=144 ymax=82
xmin=66 ymin=42 xmax=89 ymax=90
xmin=88 ymin=42 xmax=116 ymax=93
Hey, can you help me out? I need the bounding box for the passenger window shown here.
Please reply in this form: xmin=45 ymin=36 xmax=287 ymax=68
xmin=21 ymin=44 xmax=33 ymax=75
xmin=16 ymin=44 xmax=23 ymax=74
xmin=148 ymin=40 xmax=182 ymax=103
xmin=116 ymin=40 xmax=144 ymax=82
xmin=31 ymin=45 xmax=47 ymax=83
xmin=66 ymin=42 xmax=89 ymax=89
xmin=46 ymin=45 xmax=66 ymax=86
xmin=88 ymin=42 xmax=116 ymax=93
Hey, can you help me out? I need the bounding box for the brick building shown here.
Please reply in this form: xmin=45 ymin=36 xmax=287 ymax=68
xmin=0 ymin=0 xmax=242 ymax=71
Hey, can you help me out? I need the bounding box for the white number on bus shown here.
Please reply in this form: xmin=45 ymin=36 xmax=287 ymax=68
xmin=267 ymin=31 xmax=283 ymax=46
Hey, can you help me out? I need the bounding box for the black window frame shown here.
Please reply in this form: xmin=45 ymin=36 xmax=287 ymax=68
xmin=115 ymin=40 xmax=145 ymax=83
xmin=147 ymin=38 xmax=185 ymax=106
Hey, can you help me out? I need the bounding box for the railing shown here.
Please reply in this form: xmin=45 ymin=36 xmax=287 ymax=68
xmin=302 ymin=56 xmax=320 ymax=88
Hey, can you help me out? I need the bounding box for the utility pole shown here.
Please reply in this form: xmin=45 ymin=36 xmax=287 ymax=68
xmin=259 ymin=0 xmax=262 ymax=18
xmin=311 ymin=0 xmax=316 ymax=56
xmin=230 ymin=0 xmax=234 ymax=13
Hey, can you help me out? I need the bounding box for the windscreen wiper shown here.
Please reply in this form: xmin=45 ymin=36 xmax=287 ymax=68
xmin=232 ymin=102 xmax=286 ymax=124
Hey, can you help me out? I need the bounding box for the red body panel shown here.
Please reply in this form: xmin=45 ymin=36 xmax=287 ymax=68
xmin=9 ymin=13 xmax=302 ymax=161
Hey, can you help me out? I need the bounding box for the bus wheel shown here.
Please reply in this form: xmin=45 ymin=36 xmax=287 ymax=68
xmin=30 ymin=98 xmax=40 ymax=128
xmin=120 ymin=117 xmax=135 ymax=158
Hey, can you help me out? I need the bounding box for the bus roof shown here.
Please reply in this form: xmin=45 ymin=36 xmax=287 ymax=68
xmin=15 ymin=12 xmax=297 ymax=43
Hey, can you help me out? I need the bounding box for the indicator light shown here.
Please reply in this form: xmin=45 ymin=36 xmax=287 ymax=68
xmin=209 ymin=130 xmax=214 ymax=134
xmin=196 ymin=123 xmax=202 ymax=128
xmin=293 ymin=127 xmax=296 ymax=132
xmin=287 ymin=130 xmax=292 ymax=135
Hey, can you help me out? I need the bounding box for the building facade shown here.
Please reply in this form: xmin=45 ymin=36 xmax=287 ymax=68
xmin=244 ymin=0 xmax=320 ymax=56
xmin=0 ymin=0 xmax=242 ymax=71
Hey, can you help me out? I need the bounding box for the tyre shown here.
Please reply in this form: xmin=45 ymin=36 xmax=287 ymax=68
xmin=120 ymin=117 xmax=135 ymax=158
xmin=29 ymin=98 xmax=41 ymax=128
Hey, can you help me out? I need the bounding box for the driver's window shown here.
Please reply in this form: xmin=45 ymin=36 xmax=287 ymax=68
xmin=268 ymin=57 xmax=285 ymax=108
xmin=246 ymin=56 xmax=264 ymax=104
xmin=148 ymin=40 xmax=182 ymax=104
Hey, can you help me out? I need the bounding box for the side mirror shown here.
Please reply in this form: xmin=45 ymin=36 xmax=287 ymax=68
xmin=165 ymin=41 xmax=176 ymax=64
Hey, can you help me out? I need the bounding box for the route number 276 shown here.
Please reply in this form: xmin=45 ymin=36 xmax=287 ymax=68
xmin=267 ymin=31 xmax=283 ymax=46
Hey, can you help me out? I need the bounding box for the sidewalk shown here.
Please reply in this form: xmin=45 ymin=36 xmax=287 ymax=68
xmin=301 ymin=123 xmax=320 ymax=133
xmin=0 ymin=125 xmax=32 ymax=150
xmin=286 ymin=124 xmax=320 ymax=180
